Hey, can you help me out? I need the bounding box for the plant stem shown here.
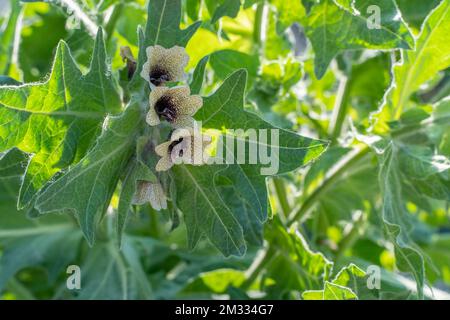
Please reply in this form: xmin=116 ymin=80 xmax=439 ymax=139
xmin=273 ymin=177 xmax=290 ymax=221
xmin=61 ymin=0 xmax=98 ymax=36
xmin=335 ymin=211 xmax=367 ymax=261
xmin=105 ymin=2 xmax=124 ymax=42
xmin=242 ymin=147 xmax=372 ymax=288
xmin=6 ymin=278 xmax=35 ymax=300
xmin=253 ymin=1 xmax=265 ymax=53
xmin=241 ymin=244 xmax=275 ymax=290
xmin=329 ymin=75 xmax=351 ymax=144
xmin=287 ymin=146 xmax=371 ymax=225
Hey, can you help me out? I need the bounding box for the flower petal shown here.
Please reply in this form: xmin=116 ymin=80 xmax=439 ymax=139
xmin=171 ymin=127 xmax=193 ymax=141
xmin=146 ymin=105 xmax=161 ymax=126
xmin=142 ymin=45 xmax=189 ymax=85
xmin=140 ymin=61 xmax=150 ymax=82
xmin=148 ymin=86 xmax=170 ymax=126
xmin=155 ymin=141 xmax=171 ymax=157
xmin=148 ymin=182 xmax=167 ymax=211
xmin=163 ymin=46 xmax=189 ymax=81
xmin=156 ymin=156 xmax=173 ymax=172
xmin=150 ymin=86 xmax=170 ymax=105
xmin=146 ymin=45 xmax=165 ymax=64
xmin=172 ymin=114 xmax=195 ymax=128
xmin=180 ymin=95 xmax=203 ymax=115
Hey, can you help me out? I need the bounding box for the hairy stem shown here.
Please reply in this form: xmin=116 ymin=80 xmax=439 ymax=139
xmin=335 ymin=211 xmax=367 ymax=261
xmin=329 ymin=75 xmax=351 ymax=144
xmin=287 ymin=146 xmax=371 ymax=225
xmin=60 ymin=0 xmax=98 ymax=36
xmin=105 ymin=3 xmax=124 ymax=41
xmin=273 ymin=177 xmax=290 ymax=221
xmin=241 ymin=244 xmax=275 ymax=290
xmin=243 ymin=147 xmax=372 ymax=287
xmin=253 ymin=1 xmax=265 ymax=53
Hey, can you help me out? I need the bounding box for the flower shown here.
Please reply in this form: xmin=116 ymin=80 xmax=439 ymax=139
xmin=155 ymin=128 xmax=212 ymax=172
xmin=146 ymin=86 xmax=202 ymax=128
xmin=140 ymin=45 xmax=189 ymax=87
xmin=120 ymin=46 xmax=137 ymax=80
xmin=132 ymin=181 xmax=167 ymax=211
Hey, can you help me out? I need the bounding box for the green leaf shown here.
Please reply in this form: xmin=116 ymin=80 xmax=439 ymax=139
xmin=302 ymin=264 xmax=365 ymax=300
xmin=0 ymin=227 xmax=82 ymax=291
xmin=209 ymin=50 xmax=260 ymax=89
xmin=398 ymin=145 xmax=449 ymax=201
xmin=0 ymin=29 xmax=121 ymax=208
xmin=396 ymin=0 xmax=441 ymax=31
xmin=132 ymin=0 xmax=200 ymax=92
xmin=389 ymin=100 xmax=450 ymax=201
xmin=322 ymin=282 xmax=358 ymax=300
xmin=264 ymin=219 xmax=333 ymax=298
xmin=145 ymin=0 xmax=200 ymax=48
xmin=377 ymin=143 xmax=425 ymax=299
xmin=270 ymin=0 xmax=306 ymax=33
xmin=181 ymin=268 xmax=246 ymax=295
xmin=0 ymin=148 xmax=27 ymax=179
xmin=374 ymin=1 xmax=450 ymax=130
xmin=35 ymin=102 xmax=143 ymax=245
xmin=76 ymin=239 xmax=153 ymax=299
xmin=190 ymin=55 xmax=209 ymax=95
xmin=210 ymin=0 xmax=241 ymax=24
xmin=18 ymin=6 xmax=69 ymax=82
xmin=423 ymin=235 xmax=450 ymax=285
xmin=0 ymin=76 xmax=21 ymax=86
xmin=0 ymin=0 xmax=21 ymax=75
xmin=115 ymin=2 xmax=147 ymax=46
xmin=304 ymin=0 xmax=414 ymax=79
xmin=346 ymin=54 xmax=391 ymax=124
xmin=172 ymin=70 xmax=327 ymax=256
xmin=332 ymin=264 xmax=366 ymax=287
xmin=0 ymin=148 xmax=80 ymax=291
xmin=116 ymin=137 xmax=157 ymax=246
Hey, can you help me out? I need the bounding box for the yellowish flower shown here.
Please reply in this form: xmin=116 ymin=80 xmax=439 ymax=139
xmin=140 ymin=45 xmax=189 ymax=87
xmin=132 ymin=181 xmax=167 ymax=211
xmin=155 ymin=128 xmax=212 ymax=172
xmin=146 ymin=86 xmax=203 ymax=128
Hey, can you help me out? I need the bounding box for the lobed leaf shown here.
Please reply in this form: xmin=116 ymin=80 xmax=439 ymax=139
xmin=35 ymin=102 xmax=143 ymax=245
xmin=304 ymin=0 xmax=414 ymax=79
xmin=373 ymin=0 xmax=450 ymax=131
xmin=173 ymin=70 xmax=328 ymax=256
xmin=0 ymin=29 xmax=121 ymax=208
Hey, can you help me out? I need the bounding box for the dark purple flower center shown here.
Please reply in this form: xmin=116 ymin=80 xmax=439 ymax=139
xmin=149 ymin=67 xmax=170 ymax=86
xmin=155 ymin=95 xmax=177 ymax=122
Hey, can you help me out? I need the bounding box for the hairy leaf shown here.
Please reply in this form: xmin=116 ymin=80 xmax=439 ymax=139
xmin=374 ymin=1 xmax=450 ymax=131
xmin=263 ymin=218 xmax=333 ymax=298
xmin=190 ymin=55 xmax=209 ymax=95
xmin=75 ymin=239 xmax=153 ymax=299
xmin=0 ymin=29 xmax=121 ymax=208
xmin=378 ymin=143 xmax=425 ymax=299
xmin=35 ymin=102 xmax=143 ymax=245
xmin=0 ymin=0 xmax=21 ymax=75
xmin=210 ymin=0 xmax=241 ymax=24
xmin=304 ymin=0 xmax=414 ymax=79
xmin=302 ymin=264 xmax=366 ymax=300
xmin=0 ymin=148 xmax=80 ymax=291
xmin=172 ymin=70 xmax=327 ymax=256
xmin=116 ymin=137 xmax=157 ymax=246
xmin=132 ymin=0 xmax=200 ymax=93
